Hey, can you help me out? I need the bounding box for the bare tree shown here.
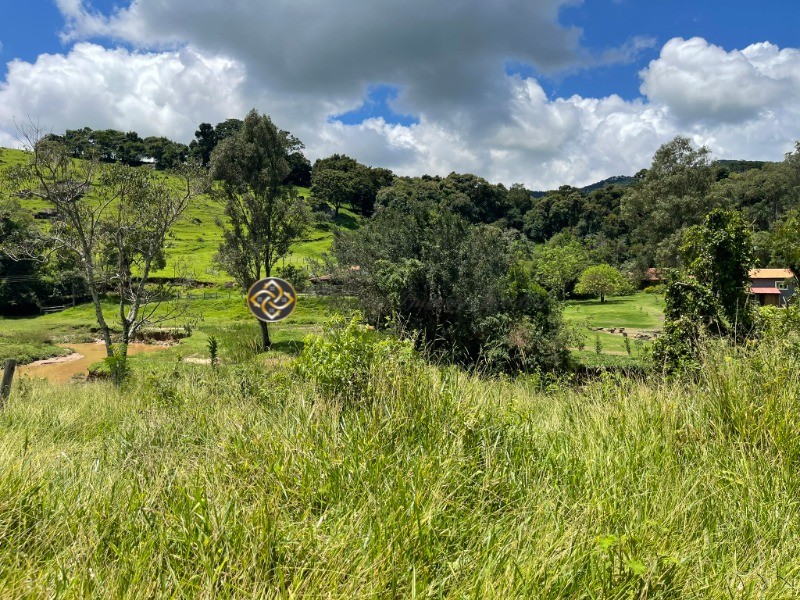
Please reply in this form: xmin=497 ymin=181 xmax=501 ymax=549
xmin=10 ymin=123 xmax=204 ymax=373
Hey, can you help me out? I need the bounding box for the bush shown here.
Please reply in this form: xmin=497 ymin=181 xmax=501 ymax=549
xmin=274 ymin=263 xmax=308 ymax=293
xmin=334 ymin=201 xmax=571 ymax=372
xmin=295 ymin=314 xmax=415 ymax=402
xmin=643 ymin=284 xmax=665 ymax=294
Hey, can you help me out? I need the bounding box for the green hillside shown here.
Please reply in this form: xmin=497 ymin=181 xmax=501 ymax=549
xmin=0 ymin=147 xmax=358 ymax=285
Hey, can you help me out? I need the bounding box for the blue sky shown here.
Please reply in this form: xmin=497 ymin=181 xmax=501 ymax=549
xmin=1 ymin=1 xmax=799 ymax=188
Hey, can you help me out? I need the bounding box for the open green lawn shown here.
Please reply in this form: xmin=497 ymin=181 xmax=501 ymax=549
xmin=0 ymin=289 xmax=350 ymax=374
xmin=564 ymin=292 xmax=665 ymax=366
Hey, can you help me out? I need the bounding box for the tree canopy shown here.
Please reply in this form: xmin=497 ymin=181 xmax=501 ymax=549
xmin=210 ymin=109 xmax=312 ymax=350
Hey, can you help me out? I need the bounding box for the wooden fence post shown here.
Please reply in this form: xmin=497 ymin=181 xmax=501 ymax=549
xmin=1 ymin=359 xmax=17 ymax=408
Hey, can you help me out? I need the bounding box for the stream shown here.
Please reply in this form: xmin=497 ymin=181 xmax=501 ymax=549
xmin=18 ymin=343 xmax=170 ymax=383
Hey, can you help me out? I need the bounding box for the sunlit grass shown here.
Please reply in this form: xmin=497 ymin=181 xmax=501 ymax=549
xmin=1 ymin=340 xmax=799 ymax=596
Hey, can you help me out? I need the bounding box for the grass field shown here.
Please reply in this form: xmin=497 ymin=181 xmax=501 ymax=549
xmin=0 ymin=289 xmax=350 ymax=376
xmin=1 ymin=332 xmax=799 ymax=596
xmin=1 ymin=147 xmax=358 ymax=285
xmin=4 ymin=148 xmax=799 ymax=596
xmin=564 ymin=292 xmax=664 ymax=366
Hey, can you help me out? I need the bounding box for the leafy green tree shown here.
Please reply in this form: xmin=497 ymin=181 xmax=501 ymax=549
xmin=311 ymin=168 xmax=353 ymax=217
xmin=0 ymin=200 xmax=44 ymax=314
xmin=312 ymin=154 xmax=393 ymax=215
xmin=681 ymin=208 xmax=754 ymax=330
xmin=210 ymin=109 xmax=312 ymax=350
xmin=143 ymin=137 xmax=189 ymax=170
xmin=574 ymin=264 xmax=630 ymax=303
xmin=285 ymin=151 xmax=312 ymax=187
xmin=654 ymin=209 xmax=756 ymax=370
xmin=334 ymin=198 xmax=570 ymax=372
xmin=621 ymin=136 xmax=719 ymax=267
xmin=189 ymin=123 xmax=217 ymax=167
xmin=532 ymin=236 xmax=588 ymax=300
xmin=773 ymin=208 xmax=800 ymax=277
xmin=441 ymin=172 xmax=509 ymax=224
xmin=213 ymin=118 xmax=243 ymax=142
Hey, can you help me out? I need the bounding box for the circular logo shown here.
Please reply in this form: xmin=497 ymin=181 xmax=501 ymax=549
xmin=246 ymin=277 xmax=297 ymax=322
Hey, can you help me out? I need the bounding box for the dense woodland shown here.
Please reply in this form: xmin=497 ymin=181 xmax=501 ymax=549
xmin=2 ymin=111 xmax=800 ymax=372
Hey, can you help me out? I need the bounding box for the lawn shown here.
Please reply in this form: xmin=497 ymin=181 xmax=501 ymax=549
xmin=564 ymin=292 xmax=665 ymax=366
xmin=0 ymin=290 xmax=350 ymax=380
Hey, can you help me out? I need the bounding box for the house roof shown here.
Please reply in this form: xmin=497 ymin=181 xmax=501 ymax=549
xmin=749 ymin=268 xmax=795 ymax=279
xmin=750 ymin=287 xmax=781 ymax=295
xmin=643 ymin=268 xmax=663 ymax=281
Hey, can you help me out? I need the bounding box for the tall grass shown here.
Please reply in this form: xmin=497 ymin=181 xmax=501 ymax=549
xmin=1 ymin=341 xmax=799 ymax=597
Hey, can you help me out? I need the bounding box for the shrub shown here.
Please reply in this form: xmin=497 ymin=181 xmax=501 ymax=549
xmin=274 ymin=263 xmax=308 ymax=293
xmin=295 ymin=314 xmax=415 ymax=402
xmin=334 ymin=202 xmax=571 ymax=372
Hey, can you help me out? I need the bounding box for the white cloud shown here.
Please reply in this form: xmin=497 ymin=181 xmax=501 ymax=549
xmin=2 ymin=1 xmax=800 ymax=190
xmin=0 ymin=43 xmax=246 ymax=144
xmin=640 ymin=37 xmax=800 ymax=124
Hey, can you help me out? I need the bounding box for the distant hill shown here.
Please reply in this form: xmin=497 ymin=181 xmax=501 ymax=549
xmin=530 ymin=158 xmax=775 ymax=197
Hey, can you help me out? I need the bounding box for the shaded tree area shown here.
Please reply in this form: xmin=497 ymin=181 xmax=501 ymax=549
xmin=47 ymin=128 xmax=189 ymax=170
xmin=333 ymin=195 xmax=571 ymax=373
xmin=311 ymin=154 xmax=394 ymax=216
xmin=0 ymin=205 xmax=88 ymax=315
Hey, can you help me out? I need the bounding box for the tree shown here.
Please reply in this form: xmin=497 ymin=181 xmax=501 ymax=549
xmin=213 ymin=118 xmax=243 ymax=142
xmin=143 ymin=137 xmax=189 ymax=170
xmin=333 ymin=197 xmax=570 ymax=372
xmin=681 ymin=208 xmax=755 ymax=332
xmin=311 ymin=168 xmax=352 ymax=217
xmin=189 ymin=123 xmax=217 ymax=167
xmin=574 ymin=264 xmax=629 ymax=303
xmin=285 ymin=151 xmax=312 ymax=187
xmin=773 ymin=208 xmax=800 ymax=278
xmin=210 ymin=109 xmax=312 ymax=350
xmin=532 ymin=236 xmax=588 ymax=300
xmin=10 ymin=125 xmax=203 ymax=375
xmin=654 ymin=209 xmax=756 ymax=370
xmin=96 ymin=164 xmax=203 ymax=359
xmin=0 ymin=200 xmax=44 ymax=314
xmin=621 ymin=136 xmax=719 ymax=267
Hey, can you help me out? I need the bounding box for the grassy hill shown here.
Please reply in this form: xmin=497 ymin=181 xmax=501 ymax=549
xmin=0 ymin=147 xmax=358 ymax=285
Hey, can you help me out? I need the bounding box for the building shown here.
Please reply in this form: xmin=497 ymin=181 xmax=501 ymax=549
xmin=749 ymin=268 xmax=797 ymax=307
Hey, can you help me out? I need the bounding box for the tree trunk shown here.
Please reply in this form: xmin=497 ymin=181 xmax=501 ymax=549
xmin=259 ymin=319 xmax=271 ymax=351
xmin=90 ymin=289 xmax=114 ymax=357
xmin=600 ymin=293 xmax=605 ymax=303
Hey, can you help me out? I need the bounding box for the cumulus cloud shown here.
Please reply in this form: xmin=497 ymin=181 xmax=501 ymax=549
xmin=2 ymin=0 xmax=800 ymax=190
xmin=0 ymin=43 xmax=246 ymax=145
xmin=640 ymin=37 xmax=800 ymax=124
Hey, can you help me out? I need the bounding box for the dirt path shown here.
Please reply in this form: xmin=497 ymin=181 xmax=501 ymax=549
xmin=19 ymin=343 xmax=170 ymax=384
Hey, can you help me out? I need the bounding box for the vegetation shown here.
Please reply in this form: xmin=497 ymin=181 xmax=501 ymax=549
xmin=210 ymin=109 xmax=313 ymax=350
xmin=2 ymin=111 xmax=800 ymax=596
xmin=655 ymin=209 xmax=756 ymax=371
xmin=7 ymin=128 xmax=205 ymax=375
xmin=1 ymin=333 xmax=800 ymax=596
xmin=333 ymin=195 xmax=571 ymax=372
xmin=574 ymin=264 xmax=631 ymax=303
